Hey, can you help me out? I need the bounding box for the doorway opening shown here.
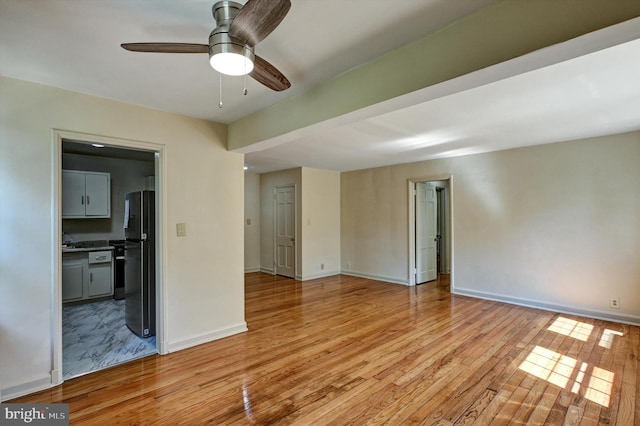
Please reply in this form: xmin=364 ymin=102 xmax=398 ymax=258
xmin=54 ymin=131 xmax=164 ymax=383
xmin=408 ymin=177 xmax=452 ymax=287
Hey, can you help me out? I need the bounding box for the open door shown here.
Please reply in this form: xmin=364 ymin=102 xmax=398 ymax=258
xmin=416 ymin=182 xmax=437 ymax=284
xmin=275 ymin=186 xmax=295 ymax=278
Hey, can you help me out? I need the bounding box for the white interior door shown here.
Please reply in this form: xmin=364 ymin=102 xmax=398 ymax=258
xmin=275 ymin=186 xmax=295 ymax=278
xmin=416 ymin=182 xmax=437 ymax=284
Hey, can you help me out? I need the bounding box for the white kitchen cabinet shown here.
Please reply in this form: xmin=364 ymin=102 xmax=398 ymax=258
xmin=88 ymin=251 xmax=113 ymax=297
xmin=62 ymin=257 xmax=85 ymax=301
xmin=62 ymin=250 xmax=113 ymax=303
xmin=88 ymin=263 xmax=112 ymax=297
xmin=62 ymin=170 xmax=111 ymax=218
xmin=62 ymin=172 xmax=86 ymax=217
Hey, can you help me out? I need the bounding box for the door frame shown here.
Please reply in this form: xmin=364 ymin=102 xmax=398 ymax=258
xmin=273 ymin=184 xmax=297 ymax=278
xmin=51 ymin=129 xmax=166 ymax=386
xmin=407 ymin=175 xmax=454 ymax=287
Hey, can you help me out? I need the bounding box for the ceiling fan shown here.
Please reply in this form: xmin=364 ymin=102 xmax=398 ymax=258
xmin=121 ymin=0 xmax=291 ymax=92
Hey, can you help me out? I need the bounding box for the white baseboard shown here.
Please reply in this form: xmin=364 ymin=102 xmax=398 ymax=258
xmin=50 ymin=367 xmax=63 ymax=386
xmin=167 ymin=322 xmax=248 ymax=353
xmin=1 ymin=375 xmax=51 ymax=402
xmin=244 ymin=267 xmax=260 ymax=273
xmin=340 ymin=270 xmax=409 ymax=286
xmin=260 ymin=267 xmax=274 ymax=274
xmin=158 ymin=339 xmax=169 ymax=355
xmin=300 ymin=270 xmax=341 ymax=281
xmin=454 ymin=287 xmax=640 ymax=326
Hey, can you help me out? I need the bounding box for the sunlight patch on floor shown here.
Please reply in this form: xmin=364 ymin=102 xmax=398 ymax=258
xmin=534 ymin=316 xmax=622 ymax=406
xmin=599 ymin=328 xmax=623 ymax=349
xmin=547 ymin=317 xmax=593 ymax=342
xmin=519 ymin=345 xmax=576 ymax=388
xmin=585 ymin=366 xmax=614 ymax=407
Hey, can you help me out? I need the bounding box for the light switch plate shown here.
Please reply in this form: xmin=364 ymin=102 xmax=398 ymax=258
xmin=176 ymin=223 xmax=186 ymax=237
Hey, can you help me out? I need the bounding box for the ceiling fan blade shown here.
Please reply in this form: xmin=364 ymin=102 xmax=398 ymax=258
xmin=229 ymin=0 xmax=291 ymax=46
xmin=250 ymin=55 xmax=291 ymax=91
xmin=121 ymin=43 xmax=209 ymax=54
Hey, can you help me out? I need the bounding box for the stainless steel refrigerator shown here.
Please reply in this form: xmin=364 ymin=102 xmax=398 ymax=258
xmin=124 ymin=190 xmax=155 ymax=338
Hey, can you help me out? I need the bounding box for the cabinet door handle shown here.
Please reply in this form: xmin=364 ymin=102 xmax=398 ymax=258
xmin=81 ymin=195 xmax=84 ymax=205
xmin=87 ymin=195 xmax=90 ymax=205
xmin=90 ymin=272 xmax=93 ymax=282
xmin=96 ymin=256 xmax=106 ymax=261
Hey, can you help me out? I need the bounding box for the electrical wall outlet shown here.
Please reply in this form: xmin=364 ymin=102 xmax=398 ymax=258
xmin=610 ymin=297 xmax=620 ymax=309
xmin=176 ymin=222 xmax=187 ymax=237
xmin=320 ymin=263 xmax=324 ymax=270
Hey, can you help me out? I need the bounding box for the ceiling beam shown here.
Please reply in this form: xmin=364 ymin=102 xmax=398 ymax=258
xmin=228 ymin=0 xmax=640 ymax=152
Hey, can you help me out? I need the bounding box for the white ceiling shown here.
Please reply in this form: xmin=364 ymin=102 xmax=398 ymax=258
xmin=0 ymin=0 xmax=497 ymax=123
xmin=1 ymin=1 xmax=640 ymax=174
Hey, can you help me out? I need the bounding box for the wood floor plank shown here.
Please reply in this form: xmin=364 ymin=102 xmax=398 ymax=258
xmin=527 ymin=380 xmax=565 ymax=425
xmin=635 ymin=326 xmax=640 ymax=424
xmin=8 ymin=273 xmax=639 ymax=425
xmin=510 ymin=377 xmax=548 ymax=423
xmin=617 ymin=325 xmax=638 ymax=425
xmin=491 ymin=386 xmax=530 ymax=425
xmin=468 ymin=389 xmax=512 ymax=426
xmin=452 ymin=388 xmax=497 ymax=425
xmin=599 ymin=323 xmax=627 ymax=425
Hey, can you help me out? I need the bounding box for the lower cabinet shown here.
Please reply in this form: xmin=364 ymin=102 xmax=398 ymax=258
xmin=88 ymin=256 xmax=113 ymax=297
xmin=62 ymin=259 xmax=84 ymax=301
xmin=62 ymin=250 xmax=113 ymax=302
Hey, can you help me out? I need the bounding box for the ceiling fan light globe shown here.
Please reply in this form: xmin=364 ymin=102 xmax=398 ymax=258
xmin=210 ymin=51 xmax=254 ymax=76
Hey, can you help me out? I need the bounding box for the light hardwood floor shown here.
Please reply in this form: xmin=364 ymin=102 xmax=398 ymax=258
xmin=11 ymin=273 xmax=639 ymax=425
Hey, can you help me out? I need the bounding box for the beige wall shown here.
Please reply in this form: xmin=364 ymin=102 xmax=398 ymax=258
xmin=341 ymin=132 xmax=640 ymax=324
xmin=244 ymin=172 xmax=261 ymax=272
xmin=0 ymin=77 xmax=246 ymax=399
xmin=300 ymin=168 xmax=341 ymax=280
xmin=259 ymin=167 xmax=341 ymax=280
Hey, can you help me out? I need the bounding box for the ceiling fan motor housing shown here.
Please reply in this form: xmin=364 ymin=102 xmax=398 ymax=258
xmin=209 ymin=1 xmax=255 ymax=75
xmin=212 ymin=0 xmax=242 ymax=26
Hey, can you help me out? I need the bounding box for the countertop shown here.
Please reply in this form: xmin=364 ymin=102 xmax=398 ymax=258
xmin=62 ymin=245 xmax=114 ymax=253
xmin=62 ymin=240 xmax=115 ymax=253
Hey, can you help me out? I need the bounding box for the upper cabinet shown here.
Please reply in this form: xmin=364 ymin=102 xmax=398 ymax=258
xmin=62 ymin=170 xmax=111 ymax=218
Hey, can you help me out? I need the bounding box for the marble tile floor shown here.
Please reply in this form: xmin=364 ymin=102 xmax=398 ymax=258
xmin=63 ymin=299 xmax=156 ymax=379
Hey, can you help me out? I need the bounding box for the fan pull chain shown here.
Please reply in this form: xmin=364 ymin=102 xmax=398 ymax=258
xmin=243 ymin=48 xmax=248 ymax=96
xmin=218 ymin=74 xmax=223 ymax=108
